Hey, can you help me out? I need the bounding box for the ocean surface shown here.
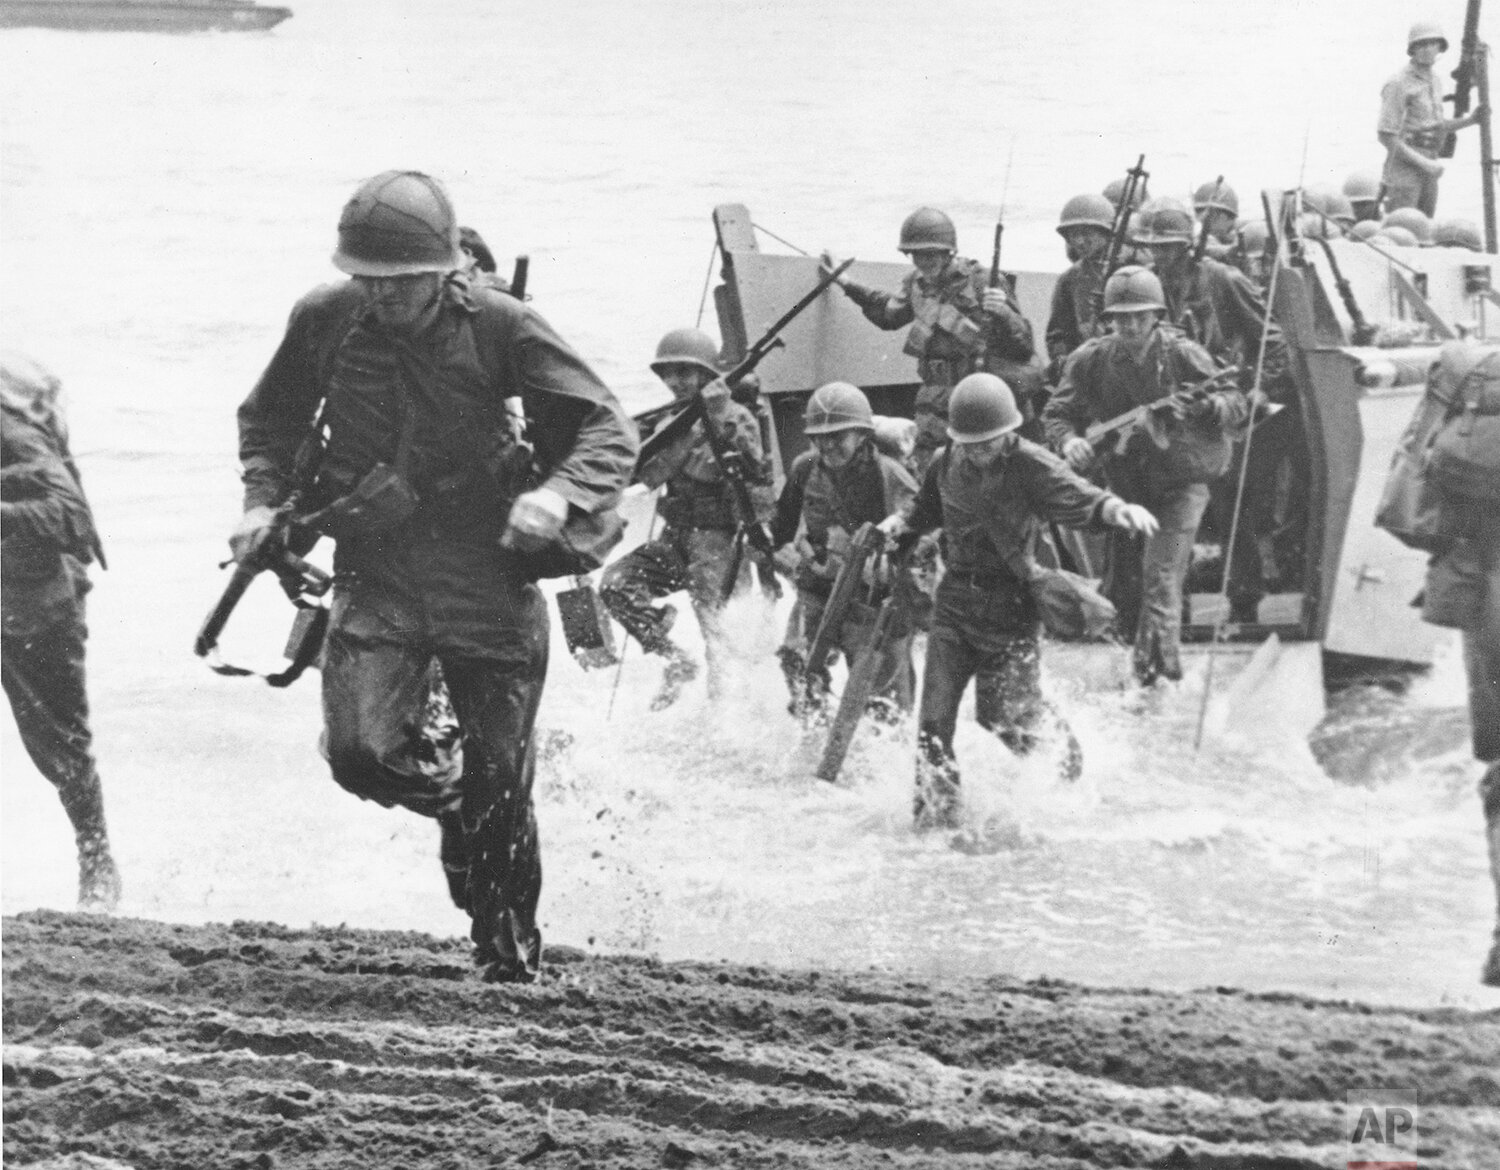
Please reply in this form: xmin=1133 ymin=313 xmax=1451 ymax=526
xmin=2 ymin=0 xmax=1497 ymax=1008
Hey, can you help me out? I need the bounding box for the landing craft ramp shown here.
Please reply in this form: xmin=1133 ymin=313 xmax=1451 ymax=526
xmin=709 ymin=200 xmax=1500 ymax=669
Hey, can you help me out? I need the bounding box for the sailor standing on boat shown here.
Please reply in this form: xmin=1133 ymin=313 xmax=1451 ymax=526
xmin=232 ymin=170 xmax=636 ymax=984
xmin=1043 ymin=266 xmax=1247 ymax=686
xmin=1378 ymin=21 xmax=1488 ymax=217
xmin=882 ymin=373 xmax=1156 ymax=828
xmin=821 ymin=208 xmax=1041 ymax=475
xmin=599 ymin=328 xmax=771 ymax=710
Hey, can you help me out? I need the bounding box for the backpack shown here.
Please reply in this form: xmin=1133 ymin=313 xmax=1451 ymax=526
xmin=1374 ymin=342 xmax=1500 ymax=552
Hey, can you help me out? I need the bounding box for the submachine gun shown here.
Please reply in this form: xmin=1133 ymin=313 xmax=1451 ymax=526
xmin=1082 ymin=365 xmax=1245 ymax=456
xmin=634 ymin=257 xmax=856 ymax=602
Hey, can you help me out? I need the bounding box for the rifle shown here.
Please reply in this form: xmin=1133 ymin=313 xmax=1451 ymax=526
xmin=989 ymin=139 xmax=1016 ymax=293
xmin=1440 ymin=0 xmax=1483 ymax=158
xmin=816 ymin=546 xmax=917 ymax=783
xmin=1193 ymin=175 xmax=1225 ymax=264
xmin=1091 ymin=155 xmax=1149 ymax=321
xmin=193 ymin=503 xmax=333 ymax=687
xmin=635 ymin=258 xmax=856 ymax=476
xmin=509 ymin=254 xmax=530 ymax=300
xmin=1082 ymin=366 xmax=1243 ymax=454
xmin=1316 ymin=237 xmax=1378 ymax=346
xmin=790 ymin=522 xmax=882 ymax=717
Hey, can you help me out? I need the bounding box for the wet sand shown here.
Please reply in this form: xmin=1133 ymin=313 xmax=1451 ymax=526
xmin=5 ymin=911 xmax=1498 ymax=1169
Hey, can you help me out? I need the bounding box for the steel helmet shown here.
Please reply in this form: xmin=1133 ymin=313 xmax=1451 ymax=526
xmin=1133 ymin=197 xmax=1195 ymax=246
xmin=1299 ymin=212 xmax=1341 ymax=240
xmin=1193 ymin=180 xmax=1239 ymax=217
xmin=803 ymin=381 xmax=875 ymax=435
xmin=1102 ymin=265 xmax=1166 ymax=313
xmin=332 ymin=170 xmax=464 ymax=277
xmin=1378 ymin=225 xmax=1421 ymax=248
xmin=1407 ymin=20 xmax=1448 ymax=53
xmin=1323 ymin=192 xmax=1357 ymax=227
xmin=1103 ymin=176 xmax=1149 ymax=211
xmin=1350 ymin=220 xmax=1383 ymax=241
xmin=1432 ymin=217 xmax=1483 ymax=250
xmin=804 ymin=384 xmax=876 ymax=435
xmin=1238 ymin=220 xmax=1270 ymax=256
xmin=1057 ymin=193 xmax=1115 ymax=235
xmin=898 ymin=206 xmax=957 ymax=253
xmin=1381 ymin=207 xmax=1434 ymax=244
xmin=1342 ymin=171 xmax=1381 ymax=203
xmin=947 ymin=373 xmax=1022 ymax=443
xmin=650 ymin=328 xmax=721 ymax=377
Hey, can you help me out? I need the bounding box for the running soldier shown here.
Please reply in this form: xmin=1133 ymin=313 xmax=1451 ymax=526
xmin=822 ymin=207 xmax=1041 ymax=474
xmin=1044 ymin=267 xmax=1248 ymax=685
xmin=600 ymin=328 xmax=770 ymax=710
xmin=770 ymin=381 xmax=920 ymax=718
xmin=2 ymin=353 xmax=120 ymax=912
xmin=883 ymin=374 xmax=1156 ymax=827
xmin=233 ymin=170 xmax=636 ymax=983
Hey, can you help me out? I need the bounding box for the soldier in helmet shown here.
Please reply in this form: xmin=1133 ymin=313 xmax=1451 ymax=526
xmin=769 ymin=381 xmax=921 ymax=717
xmin=600 ymin=328 xmax=771 ymax=710
xmin=1433 ymin=216 xmax=1484 ymax=251
xmin=1343 ymin=172 xmax=1383 ymax=223
xmin=821 ymin=207 xmax=1042 ymax=475
xmin=1134 ymin=195 xmax=1300 ymax=625
xmin=1379 ymin=21 xmax=1488 ymax=216
xmin=1045 ymin=193 xmax=1116 ymax=379
xmin=232 ymin=170 xmax=637 ymax=984
xmin=881 ymin=374 xmax=1156 ymax=827
xmin=1192 ymin=180 xmax=1240 ymax=263
xmin=2 ymin=353 xmax=120 ymax=913
xmin=1044 ymin=267 xmax=1247 ymax=686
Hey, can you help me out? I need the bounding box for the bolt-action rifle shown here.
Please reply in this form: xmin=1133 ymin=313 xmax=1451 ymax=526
xmin=1440 ymin=0 xmax=1483 ymax=159
xmin=1193 ymin=175 xmax=1225 ymax=264
xmin=989 ymin=139 xmax=1017 ymax=294
xmin=1082 ymin=366 xmax=1244 ymax=455
xmin=788 ymin=522 xmax=883 ymax=717
xmin=634 ymin=258 xmax=856 ymax=476
xmin=1091 ymin=155 xmax=1149 ymax=322
xmin=1315 ymin=237 xmax=1378 ymax=346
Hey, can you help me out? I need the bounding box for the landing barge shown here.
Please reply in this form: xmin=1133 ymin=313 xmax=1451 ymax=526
xmin=704 ymin=198 xmax=1500 ymax=682
xmin=0 ymin=0 xmax=291 ymax=32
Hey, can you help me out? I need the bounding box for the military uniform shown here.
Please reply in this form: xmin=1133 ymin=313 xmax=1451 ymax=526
xmin=1378 ymin=60 xmax=1447 ymax=216
xmin=600 ymin=394 xmax=767 ymax=697
xmin=842 ymin=259 xmax=1041 ymax=472
xmin=1044 ymin=255 xmax=1106 ymax=376
xmin=902 ymin=435 xmax=1126 ymax=823
xmin=1045 ymin=326 xmax=1247 ymax=683
xmin=239 ymin=272 xmax=636 ymax=982
xmin=770 ymin=439 xmax=919 ymax=712
xmin=1 ymin=353 xmax=118 ymax=911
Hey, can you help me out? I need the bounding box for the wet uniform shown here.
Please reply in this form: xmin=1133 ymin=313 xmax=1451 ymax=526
xmin=238 ymin=273 xmax=636 ymax=982
xmin=601 ymin=394 xmax=768 ymax=692
xmin=842 ymin=259 xmax=1041 ymax=472
xmin=903 ymin=435 xmax=1126 ymax=822
xmin=1044 ymin=325 xmax=1247 ymax=683
xmin=770 ymin=439 xmax=919 ymax=712
xmin=1379 ymin=61 xmax=1447 ymax=216
xmin=1 ymin=354 xmax=116 ymax=906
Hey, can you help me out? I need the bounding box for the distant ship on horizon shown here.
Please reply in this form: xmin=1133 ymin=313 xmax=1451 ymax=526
xmin=0 ymin=0 xmax=291 ymax=33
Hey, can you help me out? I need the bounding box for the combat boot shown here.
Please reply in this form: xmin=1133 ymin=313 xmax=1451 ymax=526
xmin=1481 ymin=763 xmax=1500 ymax=987
xmin=77 ymin=831 xmax=121 ymax=914
xmin=650 ymin=645 xmax=699 ymax=711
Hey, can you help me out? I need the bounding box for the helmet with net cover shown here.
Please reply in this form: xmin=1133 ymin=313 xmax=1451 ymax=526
xmin=333 ymin=170 xmax=464 ymax=277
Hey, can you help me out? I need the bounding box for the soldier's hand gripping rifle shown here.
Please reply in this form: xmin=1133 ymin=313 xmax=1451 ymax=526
xmin=788 ymin=522 xmax=882 ymax=718
xmin=1090 ymin=155 xmax=1149 ymax=322
xmin=193 ymin=501 xmax=333 ymax=686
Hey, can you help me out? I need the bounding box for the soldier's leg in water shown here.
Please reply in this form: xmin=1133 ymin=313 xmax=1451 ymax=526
xmin=783 ymin=590 xmax=833 ymax=716
xmin=1133 ymin=483 xmax=1210 ymax=685
xmin=599 ymin=539 xmax=689 ymax=654
xmin=440 ymin=592 xmax=548 ymax=985
xmin=1 ymin=599 xmax=119 ymax=911
xmin=972 ymin=632 xmax=1082 ymax=784
xmin=1103 ymin=460 xmax=1149 ymax=642
xmin=1465 ymin=534 xmax=1500 ymax=985
xmin=914 ymin=585 xmax=982 ymax=827
xmin=685 ymin=527 xmax=749 ymax=701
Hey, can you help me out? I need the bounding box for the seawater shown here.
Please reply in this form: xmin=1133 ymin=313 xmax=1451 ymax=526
xmin=2 ymin=0 xmax=1496 ymax=1007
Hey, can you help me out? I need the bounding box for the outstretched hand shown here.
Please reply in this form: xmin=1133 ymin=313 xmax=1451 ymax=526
xmin=1113 ymin=502 xmax=1159 ymax=538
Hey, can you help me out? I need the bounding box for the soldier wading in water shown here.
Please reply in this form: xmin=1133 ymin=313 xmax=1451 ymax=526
xmin=232 ymin=170 xmax=636 ymax=983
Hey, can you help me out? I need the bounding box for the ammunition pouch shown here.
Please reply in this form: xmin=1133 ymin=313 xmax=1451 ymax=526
xmin=304 ymin=463 xmax=418 ymax=541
